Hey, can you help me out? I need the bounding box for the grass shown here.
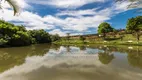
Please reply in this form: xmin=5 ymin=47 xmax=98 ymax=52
xmin=54 ymin=34 xmax=142 ymax=46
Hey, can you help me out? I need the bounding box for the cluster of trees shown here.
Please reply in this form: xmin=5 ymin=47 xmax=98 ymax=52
xmin=98 ymin=16 xmax=142 ymax=42
xmin=0 ymin=20 xmax=60 ymax=47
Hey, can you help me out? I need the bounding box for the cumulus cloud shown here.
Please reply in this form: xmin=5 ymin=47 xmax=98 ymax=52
xmin=114 ymin=1 xmax=131 ymax=11
xmin=56 ymin=9 xmax=98 ymax=17
xmin=49 ymin=29 xmax=66 ymax=36
xmin=0 ymin=0 xmax=133 ymax=36
xmin=25 ymin=0 xmax=105 ymax=8
xmin=0 ymin=9 xmax=55 ymax=30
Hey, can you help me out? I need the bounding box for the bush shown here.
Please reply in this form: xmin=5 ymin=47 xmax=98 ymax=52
xmin=0 ymin=20 xmax=59 ymax=47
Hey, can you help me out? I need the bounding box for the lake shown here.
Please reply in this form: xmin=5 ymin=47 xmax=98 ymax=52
xmin=0 ymin=44 xmax=142 ymax=80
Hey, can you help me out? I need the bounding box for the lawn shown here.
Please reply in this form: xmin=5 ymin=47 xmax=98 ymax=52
xmin=54 ymin=34 xmax=142 ymax=46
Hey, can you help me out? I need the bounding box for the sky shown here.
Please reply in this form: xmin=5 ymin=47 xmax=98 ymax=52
xmin=0 ymin=0 xmax=141 ymax=36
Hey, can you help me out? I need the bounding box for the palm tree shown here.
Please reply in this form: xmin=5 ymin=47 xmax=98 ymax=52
xmin=0 ymin=0 xmax=20 ymax=15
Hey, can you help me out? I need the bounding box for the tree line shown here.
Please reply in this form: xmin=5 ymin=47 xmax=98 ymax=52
xmin=98 ymin=16 xmax=142 ymax=42
xmin=0 ymin=20 xmax=60 ymax=47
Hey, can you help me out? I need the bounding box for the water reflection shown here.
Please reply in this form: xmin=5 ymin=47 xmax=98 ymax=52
xmin=0 ymin=45 xmax=142 ymax=80
xmin=79 ymin=46 xmax=86 ymax=51
xmin=0 ymin=44 xmax=52 ymax=73
xmin=98 ymin=51 xmax=114 ymax=64
xmin=127 ymin=47 xmax=142 ymax=69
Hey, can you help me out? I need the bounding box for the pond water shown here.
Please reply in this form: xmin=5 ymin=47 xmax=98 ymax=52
xmin=0 ymin=44 xmax=142 ymax=80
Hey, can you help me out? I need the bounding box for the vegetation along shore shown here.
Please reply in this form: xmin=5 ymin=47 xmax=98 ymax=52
xmin=0 ymin=16 xmax=142 ymax=47
xmin=0 ymin=20 xmax=60 ymax=47
xmin=54 ymin=16 xmax=142 ymax=46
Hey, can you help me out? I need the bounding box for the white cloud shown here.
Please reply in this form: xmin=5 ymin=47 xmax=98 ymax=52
xmin=49 ymin=29 xmax=66 ymax=36
xmin=0 ymin=0 xmax=134 ymax=36
xmin=43 ymin=14 xmax=110 ymax=32
xmin=0 ymin=9 xmax=55 ymax=30
xmin=114 ymin=1 xmax=131 ymax=11
xmin=64 ymin=15 xmax=110 ymax=31
xmin=25 ymin=0 xmax=105 ymax=8
xmin=49 ymin=1 xmax=131 ymax=32
xmin=56 ymin=9 xmax=98 ymax=17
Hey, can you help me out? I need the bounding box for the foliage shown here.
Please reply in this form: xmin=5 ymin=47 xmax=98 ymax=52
xmin=126 ymin=16 xmax=142 ymax=32
xmin=9 ymin=31 xmax=31 ymax=46
xmin=118 ymin=31 xmax=125 ymax=41
xmin=0 ymin=20 xmax=31 ymax=46
xmin=80 ymin=36 xmax=86 ymax=43
xmin=98 ymin=22 xmax=114 ymax=39
xmin=66 ymin=33 xmax=70 ymax=41
xmin=50 ymin=34 xmax=60 ymax=42
xmin=28 ymin=30 xmax=52 ymax=44
xmin=126 ymin=16 xmax=142 ymax=41
xmin=0 ymin=20 xmax=60 ymax=47
xmin=0 ymin=38 xmax=8 ymax=46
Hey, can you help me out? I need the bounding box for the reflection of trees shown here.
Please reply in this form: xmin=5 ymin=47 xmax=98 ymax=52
xmin=79 ymin=46 xmax=86 ymax=51
xmin=98 ymin=51 xmax=114 ymax=64
xmin=63 ymin=45 xmax=71 ymax=52
xmin=0 ymin=51 xmax=24 ymax=73
xmin=0 ymin=44 xmax=51 ymax=73
xmin=50 ymin=44 xmax=60 ymax=50
xmin=27 ymin=44 xmax=51 ymax=56
xmin=88 ymin=45 xmax=138 ymax=54
xmin=127 ymin=48 xmax=142 ymax=69
xmin=87 ymin=45 xmax=142 ymax=68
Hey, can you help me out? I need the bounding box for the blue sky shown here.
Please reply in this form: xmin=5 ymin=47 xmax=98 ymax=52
xmin=0 ymin=0 xmax=141 ymax=36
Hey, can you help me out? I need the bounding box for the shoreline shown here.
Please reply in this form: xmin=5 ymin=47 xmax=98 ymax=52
xmin=53 ymin=40 xmax=142 ymax=46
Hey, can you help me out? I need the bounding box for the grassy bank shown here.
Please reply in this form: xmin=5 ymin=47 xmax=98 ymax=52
xmin=54 ymin=34 xmax=142 ymax=46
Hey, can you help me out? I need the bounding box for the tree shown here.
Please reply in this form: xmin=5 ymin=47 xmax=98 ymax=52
xmin=98 ymin=22 xmax=113 ymax=39
xmin=118 ymin=31 xmax=125 ymax=41
xmin=109 ymin=29 xmax=118 ymax=38
xmin=0 ymin=0 xmax=20 ymax=15
xmin=126 ymin=16 xmax=142 ymax=42
xmin=9 ymin=31 xmax=31 ymax=46
xmin=66 ymin=33 xmax=70 ymax=41
xmin=0 ymin=20 xmax=53 ymax=47
xmin=0 ymin=21 xmax=32 ymax=46
xmin=28 ymin=29 xmax=51 ymax=44
xmin=51 ymin=34 xmax=60 ymax=42
xmin=80 ymin=36 xmax=86 ymax=43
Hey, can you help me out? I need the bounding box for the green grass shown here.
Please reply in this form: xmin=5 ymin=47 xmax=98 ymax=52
xmin=54 ymin=34 xmax=142 ymax=46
